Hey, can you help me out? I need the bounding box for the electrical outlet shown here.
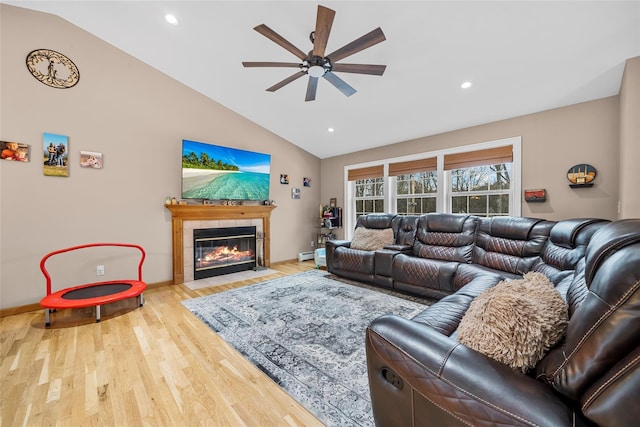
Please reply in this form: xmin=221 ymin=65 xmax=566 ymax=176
xmin=96 ymin=265 xmax=105 ymax=276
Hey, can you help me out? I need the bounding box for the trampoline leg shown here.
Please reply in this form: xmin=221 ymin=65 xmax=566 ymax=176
xmin=138 ymin=293 xmax=144 ymax=307
xmin=96 ymin=305 xmax=101 ymax=323
xmin=45 ymin=309 xmax=50 ymax=327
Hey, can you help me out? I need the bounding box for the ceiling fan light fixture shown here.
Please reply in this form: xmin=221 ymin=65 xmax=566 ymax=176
xmin=308 ymin=65 xmax=325 ymax=78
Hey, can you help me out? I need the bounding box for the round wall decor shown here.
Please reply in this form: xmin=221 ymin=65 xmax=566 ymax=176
xmin=25 ymin=49 xmax=80 ymax=89
xmin=567 ymin=164 xmax=596 ymax=188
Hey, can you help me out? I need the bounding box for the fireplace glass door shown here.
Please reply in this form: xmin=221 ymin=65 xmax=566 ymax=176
xmin=193 ymin=226 xmax=256 ymax=279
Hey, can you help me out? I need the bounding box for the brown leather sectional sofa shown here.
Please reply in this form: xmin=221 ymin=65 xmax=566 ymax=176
xmin=326 ymin=213 xmax=640 ymax=426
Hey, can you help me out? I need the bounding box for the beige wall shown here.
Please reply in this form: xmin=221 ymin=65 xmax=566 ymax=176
xmin=0 ymin=5 xmax=321 ymax=309
xmin=321 ymin=95 xmax=621 ymax=237
xmin=619 ymin=56 xmax=640 ymax=218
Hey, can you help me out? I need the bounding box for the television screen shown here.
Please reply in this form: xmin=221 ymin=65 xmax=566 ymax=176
xmin=181 ymin=139 xmax=271 ymax=201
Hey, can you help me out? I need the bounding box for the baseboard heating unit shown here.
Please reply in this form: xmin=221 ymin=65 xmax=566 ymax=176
xmin=298 ymin=251 xmax=314 ymax=262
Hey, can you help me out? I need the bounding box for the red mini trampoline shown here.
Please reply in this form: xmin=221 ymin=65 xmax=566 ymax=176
xmin=40 ymin=243 xmax=147 ymax=326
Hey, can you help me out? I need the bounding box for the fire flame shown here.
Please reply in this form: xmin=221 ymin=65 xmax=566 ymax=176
xmin=197 ymin=245 xmax=254 ymax=268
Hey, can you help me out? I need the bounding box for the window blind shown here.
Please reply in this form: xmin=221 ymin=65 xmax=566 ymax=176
xmin=347 ymin=165 xmax=384 ymax=181
xmin=444 ymin=146 xmax=513 ymax=170
xmin=388 ymin=157 xmax=437 ymax=176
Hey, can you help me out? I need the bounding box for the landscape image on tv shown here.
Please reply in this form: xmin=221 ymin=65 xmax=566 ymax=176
xmin=181 ymin=139 xmax=271 ymax=200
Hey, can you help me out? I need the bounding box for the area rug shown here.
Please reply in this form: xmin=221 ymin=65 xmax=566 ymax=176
xmin=182 ymin=269 xmax=429 ymax=426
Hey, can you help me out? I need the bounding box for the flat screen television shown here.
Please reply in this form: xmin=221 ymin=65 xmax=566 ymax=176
xmin=181 ymin=139 xmax=271 ymax=201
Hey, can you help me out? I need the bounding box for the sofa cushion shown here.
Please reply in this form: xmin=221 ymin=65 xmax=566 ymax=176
xmin=473 ymin=217 xmax=554 ymax=275
xmin=413 ymin=214 xmax=478 ymax=263
xmin=457 ymin=272 xmax=568 ymax=373
xmin=350 ymin=227 xmax=394 ymax=251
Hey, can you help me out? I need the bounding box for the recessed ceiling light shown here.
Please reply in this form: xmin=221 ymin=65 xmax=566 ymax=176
xmin=165 ymin=14 xmax=179 ymax=25
xmin=327 ymin=127 xmax=335 ymax=133
xmin=460 ymin=81 xmax=472 ymax=89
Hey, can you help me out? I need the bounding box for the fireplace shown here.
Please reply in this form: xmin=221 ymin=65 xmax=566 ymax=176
xmin=193 ymin=226 xmax=256 ymax=279
xmin=165 ymin=204 xmax=276 ymax=285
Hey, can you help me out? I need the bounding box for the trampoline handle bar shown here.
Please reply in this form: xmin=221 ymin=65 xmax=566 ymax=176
xmin=40 ymin=243 xmax=146 ymax=296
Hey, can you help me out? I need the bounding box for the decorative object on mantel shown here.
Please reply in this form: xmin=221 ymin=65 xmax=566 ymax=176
xmin=524 ymin=189 xmax=546 ymax=203
xmin=567 ymin=164 xmax=596 ymax=188
xmin=26 ymin=49 xmax=80 ymax=89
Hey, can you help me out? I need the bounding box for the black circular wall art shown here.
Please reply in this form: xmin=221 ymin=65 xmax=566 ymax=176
xmin=26 ymin=49 xmax=80 ymax=89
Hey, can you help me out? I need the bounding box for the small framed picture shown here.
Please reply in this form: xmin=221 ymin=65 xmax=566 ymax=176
xmin=280 ymin=174 xmax=289 ymax=184
xmin=1 ymin=140 xmax=29 ymax=162
xmin=303 ymin=177 xmax=311 ymax=187
xmin=329 ymin=197 xmax=337 ymax=208
xmin=80 ymin=150 xmax=103 ymax=169
xmin=291 ymin=188 xmax=301 ymax=199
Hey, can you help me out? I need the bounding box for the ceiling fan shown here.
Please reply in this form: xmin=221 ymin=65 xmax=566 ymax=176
xmin=242 ymin=5 xmax=386 ymax=102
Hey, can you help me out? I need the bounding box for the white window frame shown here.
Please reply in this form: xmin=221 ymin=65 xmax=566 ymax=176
xmin=391 ymin=171 xmax=439 ymax=215
xmin=343 ymin=137 xmax=521 ymax=239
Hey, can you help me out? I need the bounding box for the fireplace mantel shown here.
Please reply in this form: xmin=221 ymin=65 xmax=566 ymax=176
xmin=165 ymin=204 xmax=276 ymax=284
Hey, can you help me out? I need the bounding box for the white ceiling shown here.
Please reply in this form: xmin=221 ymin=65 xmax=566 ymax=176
xmin=6 ymin=1 xmax=640 ymax=159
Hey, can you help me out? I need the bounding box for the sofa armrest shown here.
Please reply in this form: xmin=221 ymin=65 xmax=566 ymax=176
xmin=383 ymin=243 xmax=413 ymax=253
xmin=366 ymin=315 xmax=587 ymax=427
xmin=325 ymin=240 xmax=350 ymax=274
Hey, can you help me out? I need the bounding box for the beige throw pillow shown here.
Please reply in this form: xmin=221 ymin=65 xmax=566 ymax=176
xmin=457 ymin=272 xmax=568 ymax=373
xmin=350 ymin=227 xmax=394 ymax=251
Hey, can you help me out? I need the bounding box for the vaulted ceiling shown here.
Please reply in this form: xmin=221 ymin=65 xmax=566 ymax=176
xmin=6 ymin=1 xmax=640 ymax=158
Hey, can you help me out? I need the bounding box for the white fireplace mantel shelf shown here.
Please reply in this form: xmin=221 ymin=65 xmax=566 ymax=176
xmin=165 ymin=204 xmax=276 ymax=285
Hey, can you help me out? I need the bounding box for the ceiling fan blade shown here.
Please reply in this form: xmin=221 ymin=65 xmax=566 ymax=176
xmin=266 ymin=71 xmax=306 ymax=92
xmin=326 ymin=27 xmax=386 ymax=63
xmin=305 ymin=76 xmax=319 ymax=102
xmin=253 ymin=24 xmax=306 ymax=60
xmin=331 ymin=63 xmax=386 ymax=76
xmin=243 ymin=62 xmax=301 ymax=68
xmin=312 ymin=5 xmax=335 ymax=57
xmin=323 ymin=72 xmax=357 ymax=97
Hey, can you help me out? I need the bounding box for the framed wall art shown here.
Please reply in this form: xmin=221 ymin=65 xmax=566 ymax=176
xmin=1 ymin=140 xmax=30 ymax=162
xmin=80 ymin=151 xmax=103 ymax=169
xmin=43 ymin=132 xmax=69 ymax=177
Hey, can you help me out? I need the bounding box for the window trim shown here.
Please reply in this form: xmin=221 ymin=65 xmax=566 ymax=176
xmin=343 ymin=137 xmax=521 ymax=239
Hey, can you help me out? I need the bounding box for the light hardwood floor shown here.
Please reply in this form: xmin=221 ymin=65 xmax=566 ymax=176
xmin=0 ymin=261 xmax=325 ymax=427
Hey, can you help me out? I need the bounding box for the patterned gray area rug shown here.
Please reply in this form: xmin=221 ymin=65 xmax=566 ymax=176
xmin=182 ymin=269 xmax=429 ymax=426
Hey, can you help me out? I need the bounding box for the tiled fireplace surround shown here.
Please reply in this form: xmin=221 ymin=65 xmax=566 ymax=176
xmin=165 ymin=205 xmax=276 ymax=285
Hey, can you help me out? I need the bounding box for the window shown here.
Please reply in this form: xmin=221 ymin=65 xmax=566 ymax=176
xmin=344 ymin=137 xmax=521 ymax=235
xmin=450 ymin=163 xmax=511 ymax=216
xmin=354 ymin=177 xmax=385 ymax=219
xmin=395 ymin=171 xmax=438 ymax=215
